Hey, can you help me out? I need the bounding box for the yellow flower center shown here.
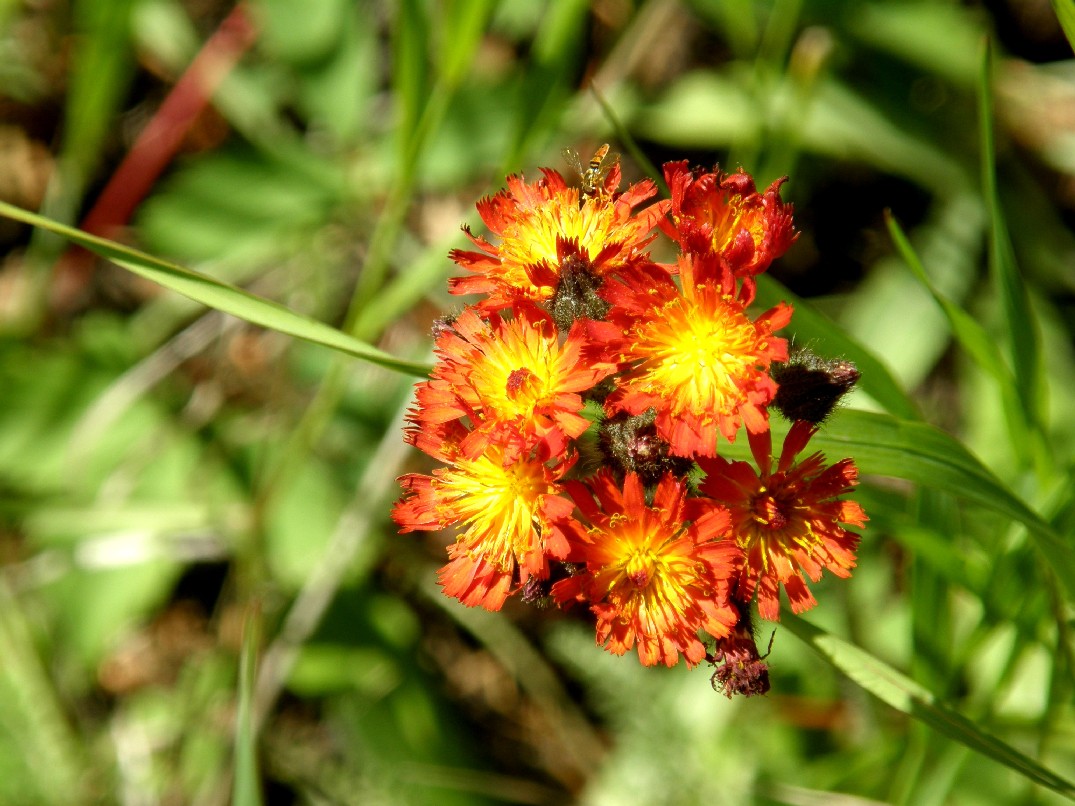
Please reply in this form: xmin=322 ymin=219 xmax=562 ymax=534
xmin=496 ymin=194 xmax=634 ymax=297
xmin=595 ymin=520 xmax=699 ymax=632
xmin=629 ymin=292 xmax=762 ymax=417
xmin=469 ymin=319 xmax=565 ymax=420
xmin=438 ymin=453 xmax=551 ymax=569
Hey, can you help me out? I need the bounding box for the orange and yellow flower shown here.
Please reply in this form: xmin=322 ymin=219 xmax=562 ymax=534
xmin=449 ymin=169 xmax=669 ymax=310
xmin=411 ymin=304 xmax=615 ymax=463
xmin=697 ymin=421 xmax=867 ymax=620
xmin=393 ymin=422 xmax=574 ymax=610
xmin=552 ymin=471 xmax=741 ymax=667
xmin=661 ymin=161 xmax=796 ymax=303
xmin=593 ymin=253 xmax=792 ymax=457
xmin=391 ymin=149 xmax=867 ymax=686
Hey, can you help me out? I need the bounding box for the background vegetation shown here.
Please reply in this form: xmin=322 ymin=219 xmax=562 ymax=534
xmin=1 ymin=0 xmax=1074 ymax=803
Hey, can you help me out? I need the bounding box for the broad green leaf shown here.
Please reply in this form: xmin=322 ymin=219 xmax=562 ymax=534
xmin=292 ymin=4 xmax=374 ymax=146
xmin=848 ymin=3 xmax=981 ymax=87
xmin=256 ymin=0 xmax=348 ymax=63
xmin=754 ymin=275 xmax=921 ymax=420
xmin=1052 ymin=0 xmax=1075 ymax=55
xmin=689 ymin=0 xmax=760 ymax=57
xmin=0 ymin=201 xmax=431 ymax=377
xmin=783 ymin=615 xmax=1075 ymax=800
xmin=136 ymin=146 xmax=342 ymax=262
xmin=636 ymin=71 xmax=756 ymax=150
xmin=812 ymin=409 xmax=1075 ymax=601
xmin=0 ymin=0 xmax=19 ymax=28
xmin=642 ymin=72 xmax=965 ymax=196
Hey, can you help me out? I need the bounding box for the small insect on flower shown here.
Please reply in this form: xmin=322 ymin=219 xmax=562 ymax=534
xmin=562 ymin=143 xmax=619 ymax=197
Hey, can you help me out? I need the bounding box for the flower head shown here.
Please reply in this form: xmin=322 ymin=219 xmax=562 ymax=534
xmin=448 ymin=169 xmax=669 ymax=310
xmin=411 ymin=304 xmax=615 ymax=463
xmin=594 ymin=254 xmax=792 ymax=457
xmin=697 ymin=421 xmax=867 ymax=620
xmin=662 ymin=161 xmax=796 ymax=303
xmin=393 ymin=427 xmax=574 ymax=610
xmin=552 ymin=471 xmax=740 ymax=667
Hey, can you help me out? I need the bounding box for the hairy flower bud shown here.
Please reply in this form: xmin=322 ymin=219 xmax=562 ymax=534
xmin=772 ymin=350 xmax=860 ymax=424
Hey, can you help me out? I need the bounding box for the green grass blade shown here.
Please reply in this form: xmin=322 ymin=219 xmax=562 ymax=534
xmin=25 ymin=0 xmax=138 ymax=311
xmin=978 ymin=40 xmax=1044 ymax=431
xmin=590 ymin=85 xmax=667 ymax=196
xmin=812 ymin=409 xmax=1075 ymax=601
xmin=504 ymin=0 xmax=588 ymax=170
xmin=885 ymin=212 xmax=1009 ymax=383
xmin=754 ymin=275 xmax=921 ymax=420
xmin=783 ymin=615 xmax=1075 ymax=800
xmin=0 ymin=580 xmax=86 ymax=805
xmin=349 ymin=234 xmax=457 ymax=340
xmin=233 ymin=608 xmax=263 ymax=806
xmin=0 ymin=201 xmax=431 ymax=377
xmin=63 ymin=0 xmax=137 ymax=181
xmin=886 ymin=212 xmax=1035 ymax=463
xmin=437 ymin=0 xmax=496 ymax=88
xmin=392 ymin=0 xmax=430 ymax=176
xmin=1051 ymin=0 xmax=1075 ymax=54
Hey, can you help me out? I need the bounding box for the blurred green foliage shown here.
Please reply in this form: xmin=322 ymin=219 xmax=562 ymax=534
xmin=1 ymin=0 xmax=1075 ymax=804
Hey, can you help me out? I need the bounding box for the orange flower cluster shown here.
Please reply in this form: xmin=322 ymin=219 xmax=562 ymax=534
xmin=393 ymin=149 xmax=867 ymax=694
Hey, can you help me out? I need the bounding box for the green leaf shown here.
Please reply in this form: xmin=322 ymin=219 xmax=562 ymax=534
xmin=812 ymin=409 xmax=1075 ymax=602
xmin=1051 ymin=0 xmax=1075 ymax=55
xmin=783 ymin=615 xmax=1075 ymax=800
xmin=848 ymin=3 xmax=981 ymax=87
xmin=0 ymin=201 xmax=431 ymax=377
xmin=754 ymin=275 xmax=921 ymax=420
